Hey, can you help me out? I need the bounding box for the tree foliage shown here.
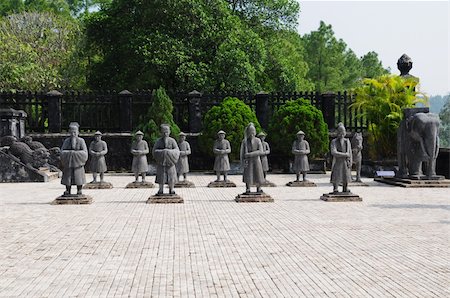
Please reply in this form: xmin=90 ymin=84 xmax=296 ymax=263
xmin=438 ymin=96 xmax=450 ymax=148
xmin=351 ymin=75 xmax=427 ymax=159
xmin=0 ymin=11 xmax=86 ymax=91
xmin=199 ymin=97 xmax=261 ymax=160
xmin=267 ymin=99 xmax=329 ymax=159
xmin=135 ymin=87 xmax=181 ymax=147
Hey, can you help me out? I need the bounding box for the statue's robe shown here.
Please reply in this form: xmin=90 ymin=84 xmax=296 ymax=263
xmin=213 ymin=139 xmax=231 ymax=172
xmin=89 ymin=140 xmax=108 ymax=173
xmin=292 ymin=140 xmax=310 ymax=172
xmin=152 ymin=137 xmax=180 ymax=184
xmin=176 ymin=140 xmax=191 ymax=175
xmin=61 ymin=137 xmax=88 ymax=186
xmin=330 ymin=137 xmax=352 ymax=184
xmin=131 ymin=140 xmax=149 ymax=174
xmin=260 ymin=141 xmax=270 ymax=172
xmin=240 ymin=137 xmax=265 ymax=185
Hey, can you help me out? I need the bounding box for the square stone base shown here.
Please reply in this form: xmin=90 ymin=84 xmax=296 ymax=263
xmin=174 ymin=180 xmax=195 ymax=188
xmin=147 ymin=194 xmax=184 ymax=204
xmin=83 ymin=181 xmax=113 ymax=189
xmin=52 ymin=195 xmax=93 ymax=205
xmin=320 ymin=192 xmax=362 ymax=202
xmin=125 ymin=181 xmax=154 ymax=188
xmin=235 ymin=192 xmax=273 ymax=203
xmin=375 ymin=177 xmax=450 ymax=188
xmin=208 ymin=180 xmax=237 ymax=187
xmin=286 ymin=180 xmax=317 ymax=187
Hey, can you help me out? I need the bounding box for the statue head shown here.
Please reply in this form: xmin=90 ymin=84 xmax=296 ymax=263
xmin=69 ymin=122 xmax=80 ymax=138
xmin=336 ymin=123 xmax=346 ymax=139
xmin=217 ymin=130 xmax=226 ymax=141
xmin=94 ymin=131 xmax=102 ymax=142
xmin=179 ymin=132 xmax=186 ymax=142
xmin=296 ymin=130 xmax=305 ymax=141
xmin=397 ymin=54 xmax=413 ymax=76
xmin=245 ymin=123 xmax=256 ymax=139
xmin=135 ymin=130 xmax=144 ymax=141
xmin=257 ymin=132 xmax=266 ymax=141
xmin=31 ymin=147 xmax=49 ymax=168
xmin=22 ymin=136 xmax=32 ymax=144
xmin=160 ymin=124 xmax=171 ymax=138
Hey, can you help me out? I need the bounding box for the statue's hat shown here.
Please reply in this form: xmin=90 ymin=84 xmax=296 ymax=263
xmin=179 ymin=132 xmax=187 ymax=136
xmin=296 ymin=130 xmax=305 ymax=135
xmin=94 ymin=131 xmax=102 ymax=136
xmin=135 ymin=130 xmax=144 ymax=136
xmin=217 ymin=130 xmax=226 ymax=135
xmin=257 ymin=132 xmax=266 ymax=137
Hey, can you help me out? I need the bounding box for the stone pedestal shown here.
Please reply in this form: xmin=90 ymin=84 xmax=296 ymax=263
xmin=320 ymin=192 xmax=362 ymax=202
xmin=125 ymin=181 xmax=154 ymax=188
xmin=235 ymin=192 xmax=273 ymax=203
xmin=207 ymin=180 xmax=236 ymax=187
xmin=375 ymin=176 xmax=450 ymax=188
xmin=286 ymin=180 xmax=317 ymax=187
xmin=52 ymin=194 xmax=93 ymax=205
xmin=84 ymin=181 xmax=113 ymax=189
xmin=174 ymin=180 xmax=195 ymax=188
xmin=147 ymin=193 xmax=184 ymax=204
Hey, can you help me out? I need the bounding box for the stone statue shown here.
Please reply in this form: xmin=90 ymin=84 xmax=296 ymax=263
xmin=292 ymin=131 xmax=310 ymax=182
xmin=397 ymin=108 xmax=441 ymax=179
xmin=88 ymin=131 xmax=108 ymax=183
xmin=330 ymin=123 xmax=352 ymax=193
xmin=257 ymin=132 xmax=270 ymax=178
xmin=152 ymin=124 xmax=180 ymax=195
xmin=213 ymin=130 xmax=231 ymax=182
xmin=60 ymin=122 xmax=88 ymax=196
xmin=131 ymin=130 xmax=149 ymax=183
xmin=351 ymin=132 xmax=363 ymax=182
xmin=397 ymin=54 xmax=413 ymax=77
xmin=21 ymin=136 xmax=45 ymax=150
xmin=240 ymin=123 xmax=265 ymax=193
xmin=176 ymin=132 xmax=191 ymax=182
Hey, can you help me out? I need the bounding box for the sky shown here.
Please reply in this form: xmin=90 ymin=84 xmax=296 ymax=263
xmin=296 ymin=0 xmax=450 ymax=96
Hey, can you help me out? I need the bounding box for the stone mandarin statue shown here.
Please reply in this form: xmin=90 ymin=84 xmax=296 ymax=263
xmin=257 ymin=132 xmax=270 ymax=179
xmin=330 ymin=123 xmax=352 ymax=193
xmin=89 ymin=131 xmax=108 ymax=183
xmin=60 ymin=122 xmax=88 ymax=196
xmin=176 ymin=132 xmax=191 ymax=182
xmin=131 ymin=130 xmax=149 ymax=183
xmin=152 ymin=124 xmax=180 ymax=195
xmin=351 ymin=132 xmax=363 ymax=182
xmin=213 ymin=130 xmax=231 ymax=182
xmin=240 ymin=123 xmax=265 ymax=193
xmin=292 ymin=131 xmax=310 ymax=182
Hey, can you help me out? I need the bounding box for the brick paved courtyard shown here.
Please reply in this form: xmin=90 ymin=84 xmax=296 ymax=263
xmin=0 ymin=174 xmax=449 ymax=297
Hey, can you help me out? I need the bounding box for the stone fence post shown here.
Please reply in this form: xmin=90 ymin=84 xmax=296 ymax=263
xmin=321 ymin=92 xmax=336 ymax=129
xmin=188 ymin=90 xmax=202 ymax=133
xmin=47 ymin=90 xmax=62 ymax=133
xmin=118 ymin=90 xmax=133 ymax=132
xmin=255 ymin=91 xmax=270 ymax=130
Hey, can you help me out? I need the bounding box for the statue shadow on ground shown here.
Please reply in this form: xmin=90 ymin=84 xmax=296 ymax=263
xmin=369 ymin=204 xmax=450 ymax=211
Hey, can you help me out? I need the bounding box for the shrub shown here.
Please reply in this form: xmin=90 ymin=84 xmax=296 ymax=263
xmin=267 ymin=98 xmax=329 ymax=159
xmin=199 ymin=97 xmax=261 ymax=161
xmin=135 ymin=86 xmax=180 ymax=146
xmin=351 ymin=75 xmax=427 ymax=159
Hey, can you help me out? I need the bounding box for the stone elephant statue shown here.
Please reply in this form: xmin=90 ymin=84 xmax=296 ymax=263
xmin=397 ymin=109 xmax=440 ymax=179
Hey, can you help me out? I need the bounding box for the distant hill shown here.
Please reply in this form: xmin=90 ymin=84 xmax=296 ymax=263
xmin=429 ymin=94 xmax=450 ymax=114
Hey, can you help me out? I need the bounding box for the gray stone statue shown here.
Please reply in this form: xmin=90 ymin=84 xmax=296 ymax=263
xmin=351 ymin=132 xmax=363 ymax=182
xmin=292 ymin=131 xmax=310 ymax=181
xmin=60 ymin=122 xmax=88 ymax=196
xmin=330 ymin=123 xmax=352 ymax=193
xmin=240 ymin=123 xmax=265 ymax=193
xmin=397 ymin=54 xmax=413 ymax=77
xmin=257 ymin=132 xmax=270 ymax=178
xmin=176 ymin=132 xmax=191 ymax=182
xmin=152 ymin=124 xmax=180 ymax=195
xmin=131 ymin=130 xmax=149 ymax=183
xmin=89 ymin=131 xmax=108 ymax=183
xmin=213 ymin=130 xmax=231 ymax=182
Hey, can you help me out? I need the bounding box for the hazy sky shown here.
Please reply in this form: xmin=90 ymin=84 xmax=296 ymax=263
xmin=296 ymin=0 xmax=449 ymax=96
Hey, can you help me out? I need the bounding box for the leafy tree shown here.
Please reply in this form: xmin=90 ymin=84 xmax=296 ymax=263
xmin=135 ymin=87 xmax=181 ymax=147
xmin=351 ymin=75 xmax=427 ymax=159
xmin=438 ymin=96 xmax=450 ymax=148
xmin=0 ymin=12 xmax=86 ymax=91
xmin=199 ymin=97 xmax=261 ymax=160
xmin=66 ymin=0 xmax=110 ymax=16
xmin=361 ymin=51 xmax=389 ymax=79
xmin=267 ymin=99 xmax=329 ymax=159
xmin=0 ymin=0 xmax=25 ymax=16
